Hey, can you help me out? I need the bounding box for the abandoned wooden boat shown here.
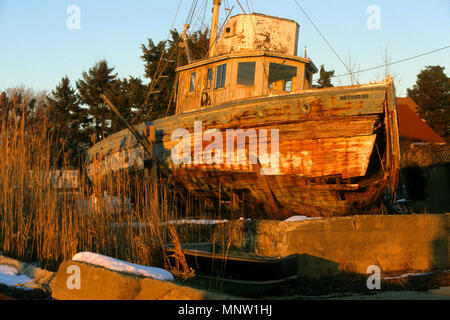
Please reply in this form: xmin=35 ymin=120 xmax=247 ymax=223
xmin=86 ymin=1 xmax=400 ymax=217
xmin=164 ymin=242 xmax=299 ymax=285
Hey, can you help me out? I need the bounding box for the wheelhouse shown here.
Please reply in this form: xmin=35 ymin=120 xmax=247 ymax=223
xmin=175 ymin=13 xmax=318 ymax=114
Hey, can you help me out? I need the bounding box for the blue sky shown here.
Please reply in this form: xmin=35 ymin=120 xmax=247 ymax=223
xmin=0 ymin=0 xmax=449 ymax=96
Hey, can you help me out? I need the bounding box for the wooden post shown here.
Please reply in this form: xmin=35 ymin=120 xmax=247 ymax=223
xmin=147 ymin=125 xmax=157 ymax=179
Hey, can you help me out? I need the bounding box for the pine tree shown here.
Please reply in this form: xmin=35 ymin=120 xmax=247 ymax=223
xmin=317 ymin=65 xmax=335 ymax=88
xmin=107 ymin=76 xmax=148 ymax=133
xmin=77 ymin=60 xmax=117 ymax=141
xmin=407 ymin=65 xmax=450 ymax=141
xmin=47 ymin=76 xmax=89 ymax=165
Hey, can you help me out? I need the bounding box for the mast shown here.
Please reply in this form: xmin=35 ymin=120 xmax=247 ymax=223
xmin=209 ymin=0 xmax=221 ymax=57
xmin=181 ymin=24 xmax=193 ymax=63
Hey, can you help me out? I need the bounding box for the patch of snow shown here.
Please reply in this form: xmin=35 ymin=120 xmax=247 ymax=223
xmin=0 ymin=265 xmax=34 ymax=290
xmin=284 ymin=215 xmax=322 ymax=222
xmin=161 ymin=219 xmax=229 ymax=226
xmin=72 ymin=252 xmax=173 ymax=281
xmin=383 ymin=272 xmax=433 ymax=280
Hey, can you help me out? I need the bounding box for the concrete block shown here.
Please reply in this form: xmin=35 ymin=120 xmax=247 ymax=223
xmin=51 ymin=260 xmax=235 ymax=300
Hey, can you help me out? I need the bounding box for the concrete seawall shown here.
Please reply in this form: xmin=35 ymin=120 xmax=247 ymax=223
xmin=216 ymin=214 xmax=449 ymax=277
xmin=50 ymin=214 xmax=448 ymax=299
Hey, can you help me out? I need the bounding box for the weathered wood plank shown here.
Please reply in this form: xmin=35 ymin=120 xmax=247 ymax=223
xmin=88 ymin=84 xmax=388 ymax=161
xmin=86 ymin=80 xmax=397 ymax=217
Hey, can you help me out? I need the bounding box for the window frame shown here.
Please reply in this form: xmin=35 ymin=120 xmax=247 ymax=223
xmin=189 ymin=71 xmax=196 ymax=93
xmin=236 ymin=61 xmax=256 ymax=87
xmin=267 ymin=62 xmax=298 ymax=92
xmin=206 ymin=68 xmax=213 ymax=90
xmin=215 ymin=64 xmax=227 ymax=89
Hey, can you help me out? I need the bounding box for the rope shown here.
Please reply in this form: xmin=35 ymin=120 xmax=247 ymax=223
xmin=293 ymin=0 xmax=360 ymax=85
xmin=236 ymin=0 xmax=246 ymax=14
xmin=333 ymin=45 xmax=450 ymax=78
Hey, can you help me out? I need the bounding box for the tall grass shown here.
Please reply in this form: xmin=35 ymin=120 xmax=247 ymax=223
xmin=0 ymin=93 xmax=215 ymax=276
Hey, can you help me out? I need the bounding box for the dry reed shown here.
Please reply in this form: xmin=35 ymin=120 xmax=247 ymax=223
xmin=0 ymin=93 xmax=215 ymax=277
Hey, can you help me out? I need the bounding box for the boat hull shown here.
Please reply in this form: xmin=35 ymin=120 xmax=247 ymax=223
xmin=86 ymin=79 xmax=400 ymax=217
xmin=164 ymin=242 xmax=299 ymax=285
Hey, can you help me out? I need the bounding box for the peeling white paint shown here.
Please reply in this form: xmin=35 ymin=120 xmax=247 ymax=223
xmin=216 ymin=13 xmax=299 ymax=56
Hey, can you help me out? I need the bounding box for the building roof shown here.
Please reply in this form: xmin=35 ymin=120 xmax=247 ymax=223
xmin=396 ymin=97 xmax=446 ymax=144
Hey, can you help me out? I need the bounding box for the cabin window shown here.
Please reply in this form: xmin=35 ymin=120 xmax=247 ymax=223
xmin=206 ymin=68 xmax=213 ymax=89
xmin=268 ymin=63 xmax=297 ymax=92
xmin=189 ymin=72 xmax=196 ymax=92
xmin=236 ymin=62 xmax=256 ymax=86
xmin=215 ymin=64 xmax=227 ymax=89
